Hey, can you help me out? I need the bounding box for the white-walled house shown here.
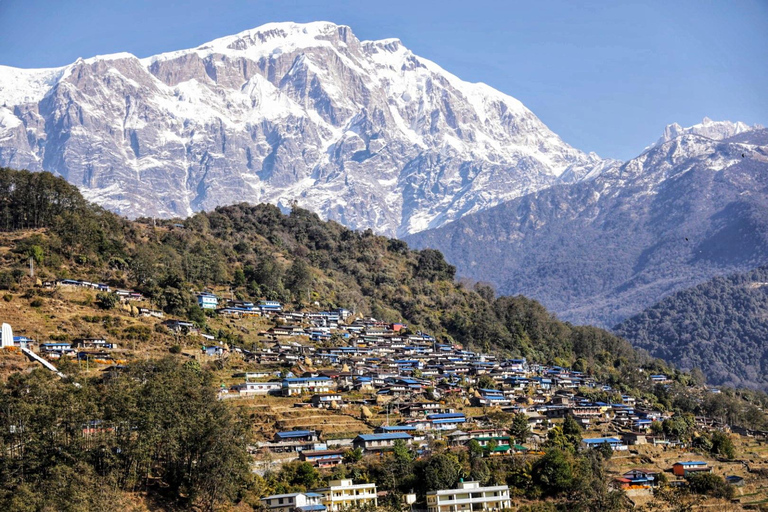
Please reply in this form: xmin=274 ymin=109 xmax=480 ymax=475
xmin=261 ymin=492 xmax=326 ymax=512
xmin=231 ymin=381 xmax=281 ymax=396
xmin=314 ymin=479 xmax=377 ymax=511
xmin=427 ymin=481 xmax=511 ymax=512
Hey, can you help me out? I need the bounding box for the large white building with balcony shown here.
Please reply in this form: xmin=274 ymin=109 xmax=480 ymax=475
xmin=314 ymin=479 xmax=377 ymax=511
xmin=426 ymin=481 xmax=511 ymax=512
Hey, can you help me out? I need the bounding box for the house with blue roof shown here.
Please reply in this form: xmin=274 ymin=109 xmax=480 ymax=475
xmin=581 ymin=437 xmax=627 ymax=451
xmin=374 ymin=425 xmax=418 ymax=435
xmin=282 ymin=376 xmax=332 ymax=396
xmin=476 ymin=389 xmax=512 ymax=406
xmin=196 ymin=292 xmax=219 ymax=310
xmin=353 ymin=432 xmax=412 ymax=452
xmin=40 ymin=342 xmax=75 ymax=357
xmin=258 ymin=300 xmax=283 ymax=312
xmin=261 ymin=492 xmax=326 ymax=512
xmin=427 ymin=412 xmax=466 ymax=430
xmin=273 ymin=430 xmax=320 ymax=443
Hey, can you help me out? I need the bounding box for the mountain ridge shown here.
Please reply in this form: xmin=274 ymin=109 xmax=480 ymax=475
xmin=0 ymin=21 xmax=611 ymax=237
xmin=405 ymin=122 xmax=768 ymax=328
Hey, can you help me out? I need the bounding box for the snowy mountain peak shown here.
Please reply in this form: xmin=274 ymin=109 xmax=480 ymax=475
xmin=143 ymin=21 xmax=354 ymax=66
xmin=0 ymin=21 xmax=611 ymax=236
xmin=656 ymin=117 xmax=762 ymax=146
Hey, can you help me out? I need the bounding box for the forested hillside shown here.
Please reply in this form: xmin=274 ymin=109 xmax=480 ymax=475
xmin=615 ymin=266 xmax=768 ymax=390
xmin=1 ymin=167 xmax=656 ymax=383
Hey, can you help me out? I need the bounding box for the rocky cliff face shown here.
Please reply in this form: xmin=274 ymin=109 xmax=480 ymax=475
xmin=0 ymin=21 xmax=610 ymax=237
xmin=406 ymin=122 xmax=768 ymax=327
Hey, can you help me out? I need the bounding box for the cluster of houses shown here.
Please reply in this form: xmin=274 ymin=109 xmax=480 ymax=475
xmin=52 ymin=279 xmax=145 ymax=301
xmin=195 ymin=292 xmax=288 ymax=317
xmin=37 ymin=337 xmax=122 ymax=365
xmin=7 ymin=286 xmax=755 ymax=502
xmin=226 ymin=321 xmax=679 ymax=451
xmin=197 ymin=309 xmax=759 ymax=503
xmin=213 ymin=313 xmax=751 ymax=461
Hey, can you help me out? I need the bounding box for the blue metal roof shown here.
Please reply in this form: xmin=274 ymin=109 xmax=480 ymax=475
xmin=582 ymin=437 xmax=621 ymax=444
xmin=283 ymin=377 xmax=331 ymax=383
xmin=356 ymin=433 xmax=412 ymax=441
xmin=276 ymin=430 xmax=314 ymax=438
xmin=432 ymin=418 xmax=466 ymax=424
xmin=427 ymin=413 xmax=465 ymax=419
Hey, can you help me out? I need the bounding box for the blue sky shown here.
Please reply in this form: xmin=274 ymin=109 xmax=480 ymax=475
xmin=0 ymin=0 xmax=766 ymax=160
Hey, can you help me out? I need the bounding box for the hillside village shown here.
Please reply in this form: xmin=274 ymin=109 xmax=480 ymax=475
xmin=4 ymin=279 xmax=768 ymax=510
xmin=2 ymin=169 xmax=768 ymax=510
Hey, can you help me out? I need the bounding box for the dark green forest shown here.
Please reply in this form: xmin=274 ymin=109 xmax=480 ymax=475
xmin=615 ymin=266 xmax=768 ymax=390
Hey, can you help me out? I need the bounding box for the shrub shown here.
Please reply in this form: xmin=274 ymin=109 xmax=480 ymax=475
xmin=96 ymin=292 xmax=118 ymax=310
xmin=2 ymin=294 xmax=11 ymax=302
xmin=30 ymin=298 xmax=43 ymax=307
xmin=687 ymin=473 xmax=734 ymax=499
xmin=169 ymin=345 xmax=182 ymax=354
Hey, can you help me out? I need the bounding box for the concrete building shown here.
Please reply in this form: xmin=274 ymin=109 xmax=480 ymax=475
xmin=282 ymin=376 xmax=332 ymax=396
xmin=314 ymin=479 xmax=377 ymax=511
xmin=672 ymin=461 xmax=711 ymax=477
xmin=231 ymin=381 xmax=281 ymax=396
xmin=426 ymin=481 xmax=511 ymax=512
xmin=197 ymin=293 xmax=219 ymax=310
xmin=261 ymin=492 xmax=325 ymax=512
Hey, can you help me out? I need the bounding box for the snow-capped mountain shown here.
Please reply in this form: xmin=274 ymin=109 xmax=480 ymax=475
xmin=406 ymin=121 xmax=768 ymax=327
xmin=653 ymin=117 xmax=760 ymax=148
xmin=0 ymin=21 xmax=611 ymax=236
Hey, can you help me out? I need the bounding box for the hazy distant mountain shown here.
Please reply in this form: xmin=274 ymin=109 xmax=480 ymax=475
xmin=615 ymin=266 xmax=768 ymax=390
xmin=406 ymin=120 xmax=768 ymax=327
xmin=0 ymin=21 xmax=611 ymax=237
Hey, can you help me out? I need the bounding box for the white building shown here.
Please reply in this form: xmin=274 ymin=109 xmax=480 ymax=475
xmin=282 ymin=376 xmax=332 ymax=396
xmin=314 ymin=479 xmax=377 ymax=511
xmin=426 ymin=481 xmax=511 ymax=512
xmin=197 ymin=293 xmax=219 ymax=310
xmin=231 ymin=381 xmax=282 ymax=396
xmin=1 ymin=323 xmax=13 ymax=348
xmin=261 ymin=492 xmax=326 ymax=512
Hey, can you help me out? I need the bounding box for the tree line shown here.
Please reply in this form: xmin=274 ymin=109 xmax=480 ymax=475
xmin=0 ymin=358 xmax=252 ymax=511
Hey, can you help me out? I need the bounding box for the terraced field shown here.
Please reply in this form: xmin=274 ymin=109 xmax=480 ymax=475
xmin=231 ymin=396 xmax=373 ymax=441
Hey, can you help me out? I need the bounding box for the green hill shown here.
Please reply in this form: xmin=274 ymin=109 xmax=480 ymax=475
xmin=615 ymin=266 xmax=768 ymax=390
